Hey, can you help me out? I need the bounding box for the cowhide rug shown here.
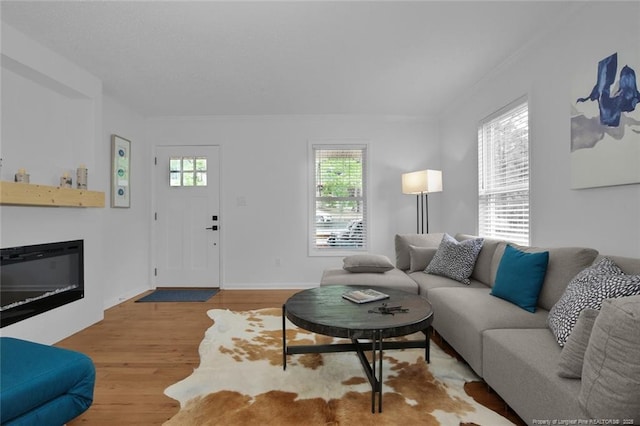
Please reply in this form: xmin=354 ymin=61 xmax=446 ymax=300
xmin=164 ymin=308 xmax=514 ymax=426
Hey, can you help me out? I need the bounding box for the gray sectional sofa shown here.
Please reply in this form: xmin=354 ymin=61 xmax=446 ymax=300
xmin=320 ymin=233 xmax=640 ymax=424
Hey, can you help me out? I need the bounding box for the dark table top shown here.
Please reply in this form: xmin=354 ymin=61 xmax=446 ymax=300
xmin=284 ymin=285 xmax=433 ymax=339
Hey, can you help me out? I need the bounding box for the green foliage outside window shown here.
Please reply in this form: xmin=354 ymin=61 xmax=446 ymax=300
xmin=316 ymin=156 xmax=362 ymax=198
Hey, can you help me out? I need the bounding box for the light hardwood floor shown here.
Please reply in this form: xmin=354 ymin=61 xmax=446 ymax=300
xmin=57 ymin=289 xmax=524 ymax=425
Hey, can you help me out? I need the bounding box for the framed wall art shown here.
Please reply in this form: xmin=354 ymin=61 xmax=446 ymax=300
xmin=111 ymin=134 xmax=131 ymax=208
xmin=570 ymin=50 xmax=640 ymax=189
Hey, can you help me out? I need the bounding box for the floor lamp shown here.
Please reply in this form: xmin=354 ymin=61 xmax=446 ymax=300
xmin=402 ymin=170 xmax=443 ymax=234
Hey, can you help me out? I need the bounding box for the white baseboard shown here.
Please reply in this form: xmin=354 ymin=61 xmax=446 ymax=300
xmin=103 ymin=285 xmax=152 ymax=309
xmin=103 ymin=283 xmax=317 ymax=307
xmin=221 ymin=282 xmax=318 ymax=290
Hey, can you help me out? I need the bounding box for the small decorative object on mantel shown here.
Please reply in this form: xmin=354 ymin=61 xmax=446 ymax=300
xmin=76 ymin=164 xmax=88 ymax=190
xmin=14 ymin=168 xmax=29 ymax=184
xmin=59 ymin=172 xmax=72 ymax=188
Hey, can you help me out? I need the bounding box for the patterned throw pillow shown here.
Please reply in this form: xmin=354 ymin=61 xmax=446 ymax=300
xmin=548 ymin=257 xmax=640 ymax=346
xmin=425 ymin=233 xmax=484 ymax=284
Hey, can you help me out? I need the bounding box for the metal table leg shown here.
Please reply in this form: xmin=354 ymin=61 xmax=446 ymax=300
xmin=371 ymin=336 xmax=376 ymax=413
xmin=282 ymin=305 xmax=287 ymax=371
xmin=425 ymin=326 xmax=431 ymax=363
xmin=284 ymin=324 xmax=431 ymax=413
xmin=377 ymin=330 xmax=383 ymax=413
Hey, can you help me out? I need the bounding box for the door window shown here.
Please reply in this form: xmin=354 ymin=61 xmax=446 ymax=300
xmin=170 ymin=157 xmax=207 ymax=187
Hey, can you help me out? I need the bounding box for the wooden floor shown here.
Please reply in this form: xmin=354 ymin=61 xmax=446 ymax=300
xmin=57 ymin=289 xmax=524 ymax=425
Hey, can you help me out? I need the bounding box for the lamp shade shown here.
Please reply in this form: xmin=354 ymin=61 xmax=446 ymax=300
xmin=402 ymin=169 xmax=443 ymax=194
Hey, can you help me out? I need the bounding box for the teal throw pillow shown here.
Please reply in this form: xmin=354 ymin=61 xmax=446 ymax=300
xmin=491 ymin=244 xmax=549 ymax=312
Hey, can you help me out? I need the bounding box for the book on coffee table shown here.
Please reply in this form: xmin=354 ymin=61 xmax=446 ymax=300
xmin=342 ymin=288 xmax=390 ymax=304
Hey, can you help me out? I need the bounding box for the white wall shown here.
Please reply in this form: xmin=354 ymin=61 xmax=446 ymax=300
xmin=0 ymin=22 xmax=439 ymax=342
xmin=146 ymin=116 xmax=439 ymax=288
xmin=440 ymin=2 xmax=640 ymax=257
xmin=101 ymin=95 xmax=151 ymax=308
xmin=1 ymin=24 xmax=105 ymax=344
xmin=3 ymin=2 xmax=637 ymax=346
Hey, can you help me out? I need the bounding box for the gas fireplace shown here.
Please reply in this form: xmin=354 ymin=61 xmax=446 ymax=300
xmin=1 ymin=240 xmax=84 ymax=327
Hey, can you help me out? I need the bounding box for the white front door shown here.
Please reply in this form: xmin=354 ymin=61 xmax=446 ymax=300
xmin=154 ymin=145 xmax=220 ymax=288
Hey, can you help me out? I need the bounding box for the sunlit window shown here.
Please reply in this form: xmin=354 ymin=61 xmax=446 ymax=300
xmin=478 ymin=99 xmax=529 ymax=245
xmin=309 ymin=144 xmax=368 ymax=255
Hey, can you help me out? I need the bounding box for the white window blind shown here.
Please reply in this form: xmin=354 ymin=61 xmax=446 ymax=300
xmin=478 ymin=100 xmax=530 ymax=245
xmin=310 ymin=145 xmax=368 ymax=254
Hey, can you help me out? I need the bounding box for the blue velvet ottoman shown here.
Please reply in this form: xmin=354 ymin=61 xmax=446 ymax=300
xmin=0 ymin=337 xmax=95 ymax=425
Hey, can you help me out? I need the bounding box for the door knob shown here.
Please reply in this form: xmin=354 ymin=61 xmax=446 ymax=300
xmin=205 ymin=225 xmax=218 ymax=231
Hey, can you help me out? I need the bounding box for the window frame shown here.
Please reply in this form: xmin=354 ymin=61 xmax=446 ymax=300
xmin=477 ymin=97 xmax=530 ymax=245
xmin=308 ymin=140 xmax=369 ymax=257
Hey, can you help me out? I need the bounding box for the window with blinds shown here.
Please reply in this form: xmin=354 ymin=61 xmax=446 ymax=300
xmin=310 ymin=144 xmax=368 ymax=254
xmin=478 ymin=99 xmax=530 ymax=245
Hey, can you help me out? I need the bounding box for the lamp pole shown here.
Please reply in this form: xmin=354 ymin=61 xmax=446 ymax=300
xmin=417 ymin=192 xmax=428 ymax=234
xmin=421 ymin=192 xmax=425 ymax=234
xmin=425 ymin=192 xmax=429 ymax=234
xmin=416 ymin=195 xmax=420 ymax=234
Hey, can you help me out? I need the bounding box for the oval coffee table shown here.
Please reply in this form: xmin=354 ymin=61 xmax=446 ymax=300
xmin=282 ymin=285 xmax=433 ymax=413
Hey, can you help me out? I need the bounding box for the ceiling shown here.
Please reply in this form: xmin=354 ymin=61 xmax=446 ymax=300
xmin=1 ymin=1 xmax=581 ymax=117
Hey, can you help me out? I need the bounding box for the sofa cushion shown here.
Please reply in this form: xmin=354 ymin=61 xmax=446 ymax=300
xmin=342 ymin=254 xmax=394 ymax=273
xmin=557 ymin=308 xmax=599 ymax=379
xmin=429 ymin=286 xmax=549 ymax=376
xmin=394 ymin=233 xmax=444 ymax=271
xmin=482 ymin=329 xmax=587 ymax=422
xmin=579 ymin=295 xmax=640 ymax=419
xmin=408 ymin=245 xmax=437 ymax=272
xmin=490 ymin=244 xmax=549 ymax=313
xmin=491 ymin=243 xmax=599 ymax=311
xmin=409 ymin=272 xmax=488 ymax=297
xmin=548 ymin=257 xmax=640 ymax=346
xmin=425 ymin=233 xmax=484 ymax=285
xmin=455 ymin=234 xmax=505 ymax=286
xmin=320 ymin=268 xmax=419 ymax=294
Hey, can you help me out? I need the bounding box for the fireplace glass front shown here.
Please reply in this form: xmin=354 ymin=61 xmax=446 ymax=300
xmin=1 ymin=240 xmax=84 ymax=327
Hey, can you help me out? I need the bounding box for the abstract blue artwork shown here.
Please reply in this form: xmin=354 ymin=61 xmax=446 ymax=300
xmin=571 ymin=51 xmax=640 ymax=189
xmin=577 ymin=53 xmax=640 ymax=127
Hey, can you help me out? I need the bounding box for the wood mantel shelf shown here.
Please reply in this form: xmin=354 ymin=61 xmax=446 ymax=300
xmin=0 ymin=181 xmax=105 ymax=208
